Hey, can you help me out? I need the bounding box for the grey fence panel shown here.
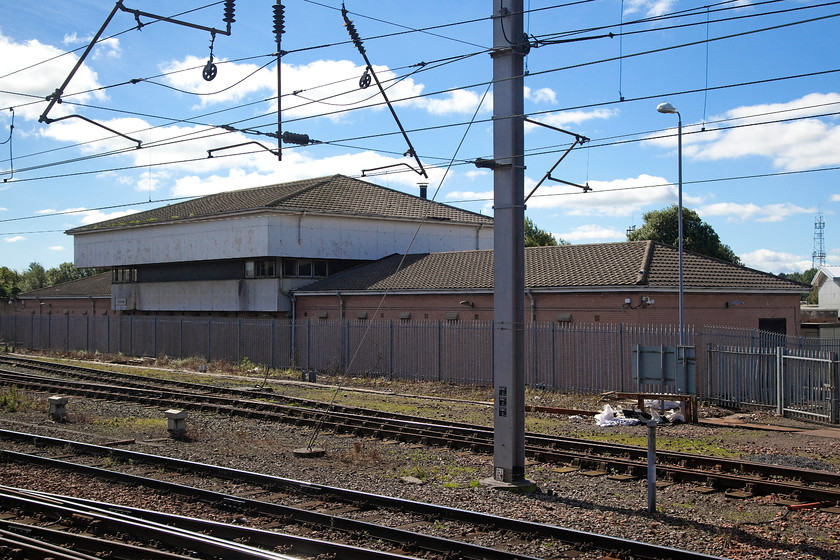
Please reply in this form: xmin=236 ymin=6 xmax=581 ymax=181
xmin=68 ymin=316 xmax=89 ymax=351
xmin=208 ymin=319 xmax=239 ymax=363
xmin=392 ymin=320 xmax=439 ymax=381
xmin=130 ymin=317 xmax=157 ymax=357
xmin=181 ymin=318 xmax=210 ymax=360
xmin=48 ymin=315 xmax=67 ymax=351
xmin=89 ymin=316 xmax=111 ymax=353
xmin=240 ymin=318 xmax=274 ymax=367
xmin=303 ymin=320 xmax=344 ymax=372
xmin=782 ymin=349 xmax=836 ymax=423
xmin=153 ymin=317 xmax=182 ymax=359
xmin=707 ymin=346 xmax=777 ymax=408
xmin=440 ymin=321 xmax=492 ymax=385
xmin=344 ymin=320 xmax=391 ymax=377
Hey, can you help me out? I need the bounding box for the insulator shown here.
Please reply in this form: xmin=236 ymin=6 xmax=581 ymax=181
xmin=344 ymin=20 xmax=364 ymax=52
xmin=341 ymin=7 xmax=365 ymax=53
xmin=281 ymin=131 xmax=310 ymax=145
xmin=273 ymin=3 xmax=285 ymax=37
xmin=223 ymin=0 xmax=236 ymax=24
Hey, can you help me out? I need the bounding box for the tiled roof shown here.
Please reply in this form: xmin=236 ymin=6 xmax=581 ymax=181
xmin=18 ymin=272 xmax=112 ymax=298
xmin=67 ymin=175 xmax=492 ymax=234
xmin=294 ymin=241 xmax=807 ymax=293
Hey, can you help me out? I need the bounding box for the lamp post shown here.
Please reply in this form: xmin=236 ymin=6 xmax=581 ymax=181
xmin=656 ymin=102 xmax=684 ymax=346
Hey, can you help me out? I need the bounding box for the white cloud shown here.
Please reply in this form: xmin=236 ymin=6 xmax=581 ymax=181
xmin=44 ymin=207 xmax=139 ymax=227
xmin=0 ymin=31 xmax=106 ymax=121
xmin=832 ymin=194 xmax=840 ymax=202
xmin=740 ymin=249 xmax=812 ymax=274
xmin=48 ymin=245 xmax=64 ymax=251
xmin=698 ymin=202 xmax=815 ymax=223
xmin=423 ymin=88 xmax=487 ymax=115
xmin=526 ymin=174 xmax=673 ymax=217
xmin=464 ymin=169 xmax=490 ymax=181
xmin=171 ymin=150 xmax=448 ymax=197
xmin=64 ymin=33 xmax=121 ymax=59
xmin=623 ymin=0 xmax=678 ymax=17
xmin=4 ymin=236 xmax=25 ymax=243
xmin=0 ymin=207 xmax=7 ymax=212
xmin=559 ymin=224 xmax=625 ymax=243
xmin=674 ymin=93 xmax=840 ymax=171
xmin=527 ymin=109 xmax=616 ymax=132
xmin=524 ymin=87 xmax=557 ymax=104
xmin=161 ymin=55 xmax=276 ymax=108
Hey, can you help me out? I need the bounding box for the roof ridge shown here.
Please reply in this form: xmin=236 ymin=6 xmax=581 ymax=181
xmin=263 ymin=175 xmax=335 ymax=207
xmin=635 ymin=240 xmax=653 ymax=285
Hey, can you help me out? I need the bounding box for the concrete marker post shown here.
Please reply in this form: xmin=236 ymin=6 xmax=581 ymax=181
xmin=647 ymin=419 xmax=657 ymax=513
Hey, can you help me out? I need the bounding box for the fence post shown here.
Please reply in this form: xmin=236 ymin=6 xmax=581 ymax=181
xmin=389 ymin=319 xmax=394 ymax=377
xmin=237 ymin=317 xmax=242 ymax=364
xmin=153 ymin=316 xmax=157 ymax=358
xmin=179 ymin=316 xmax=183 ymax=359
xmin=270 ymin=318 xmax=275 ymax=369
xmin=207 ymin=317 xmax=212 ymax=362
xmin=776 ymin=346 xmax=784 ymax=416
xmin=437 ymin=320 xmax=442 ymax=382
xmin=619 ymin=323 xmax=625 ymax=392
xmin=832 ymin=352 xmax=839 ymax=424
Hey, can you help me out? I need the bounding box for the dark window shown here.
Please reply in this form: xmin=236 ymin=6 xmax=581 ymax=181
xmin=759 ymin=318 xmax=787 ymax=335
xmin=112 ymin=268 xmax=137 ymax=283
xmin=283 ymin=259 xmax=297 ymax=277
xmin=313 ymin=260 xmax=328 ymax=277
xmin=298 ymin=260 xmax=313 ymax=277
xmin=245 ymin=259 xmax=277 ymax=279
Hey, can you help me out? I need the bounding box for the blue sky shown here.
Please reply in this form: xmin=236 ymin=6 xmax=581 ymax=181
xmin=0 ymin=0 xmax=838 ymax=274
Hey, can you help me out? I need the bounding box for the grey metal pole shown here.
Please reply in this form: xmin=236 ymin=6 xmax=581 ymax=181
xmin=647 ymin=419 xmax=657 ymax=513
xmin=676 ymin=114 xmax=684 ymax=347
xmin=492 ymin=0 xmax=527 ymax=485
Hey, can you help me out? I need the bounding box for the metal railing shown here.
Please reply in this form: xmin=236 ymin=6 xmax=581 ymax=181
xmin=2 ymin=313 xmax=838 ymax=423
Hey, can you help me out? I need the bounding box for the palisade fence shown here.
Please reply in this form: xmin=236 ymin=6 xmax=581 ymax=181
xmin=1 ymin=313 xmax=838 ymax=423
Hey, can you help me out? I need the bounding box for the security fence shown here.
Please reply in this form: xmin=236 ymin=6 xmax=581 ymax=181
xmin=1 ymin=313 xmax=837 ymax=424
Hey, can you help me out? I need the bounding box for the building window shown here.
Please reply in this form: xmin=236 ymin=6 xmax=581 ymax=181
xmin=245 ymin=259 xmax=277 ymax=279
xmin=298 ymin=260 xmax=313 ymax=277
xmin=112 ymin=268 xmax=137 ymax=283
xmin=282 ymin=258 xmax=329 ymax=278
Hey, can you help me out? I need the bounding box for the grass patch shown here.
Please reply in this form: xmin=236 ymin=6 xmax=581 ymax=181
xmin=0 ymin=385 xmax=41 ymax=412
xmin=94 ymin=416 xmax=167 ymax=431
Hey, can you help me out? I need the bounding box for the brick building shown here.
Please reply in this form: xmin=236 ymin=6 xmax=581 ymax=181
xmin=292 ymin=241 xmax=807 ymax=335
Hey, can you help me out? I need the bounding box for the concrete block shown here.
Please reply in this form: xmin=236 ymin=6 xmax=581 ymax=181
xmin=164 ymin=409 xmax=187 ymax=437
xmin=48 ymin=396 xmax=69 ymax=422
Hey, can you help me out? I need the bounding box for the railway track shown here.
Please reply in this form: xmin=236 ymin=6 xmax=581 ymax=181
xmin=2 ymin=354 xmax=840 ymax=506
xmin=0 ymin=428 xmax=725 ymax=560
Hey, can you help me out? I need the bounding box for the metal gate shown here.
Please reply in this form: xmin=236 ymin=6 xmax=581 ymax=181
xmin=708 ymin=345 xmax=839 ymax=424
xmin=780 ymin=349 xmax=839 ymax=424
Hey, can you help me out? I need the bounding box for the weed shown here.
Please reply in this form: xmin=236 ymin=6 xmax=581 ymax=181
xmin=0 ymin=385 xmax=40 ymax=412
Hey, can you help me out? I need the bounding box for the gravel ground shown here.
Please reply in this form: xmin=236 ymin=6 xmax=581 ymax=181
xmin=1 ymin=363 xmax=839 ymax=560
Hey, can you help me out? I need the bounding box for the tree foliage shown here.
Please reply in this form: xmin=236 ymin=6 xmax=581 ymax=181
xmin=1 ymin=262 xmax=108 ymax=299
xmin=525 ymin=216 xmax=568 ymax=247
xmin=17 ymin=262 xmax=47 ymax=293
xmin=0 ymin=267 xmax=20 ymax=300
xmin=778 ymin=268 xmax=818 ymax=304
xmin=626 ymin=205 xmax=740 ymax=264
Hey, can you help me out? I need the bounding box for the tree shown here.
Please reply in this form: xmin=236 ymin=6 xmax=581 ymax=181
xmin=17 ymin=262 xmax=47 ymax=293
xmin=0 ymin=267 xmax=20 ymax=300
xmin=626 ymin=205 xmax=740 ymax=264
xmin=46 ymin=262 xmax=105 ymax=285
xmin=778 ymin=268 xmax=818 ymax=304
xmin=525 ymin=216 xmax=568 ymax=247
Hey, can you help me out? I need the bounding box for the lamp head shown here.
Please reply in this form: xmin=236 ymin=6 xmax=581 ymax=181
xmin=657 ymin=102 xmax=678 ymax=114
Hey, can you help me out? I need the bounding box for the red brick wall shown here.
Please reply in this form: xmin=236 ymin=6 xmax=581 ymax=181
xmin=295 ymin=291 xmax=802 ymax=335
xmin=5 ymin=298 xmax=116 ymax=317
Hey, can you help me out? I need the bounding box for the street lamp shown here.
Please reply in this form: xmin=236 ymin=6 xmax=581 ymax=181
xmin=656 ymin=102 xmax=684 ymax=347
